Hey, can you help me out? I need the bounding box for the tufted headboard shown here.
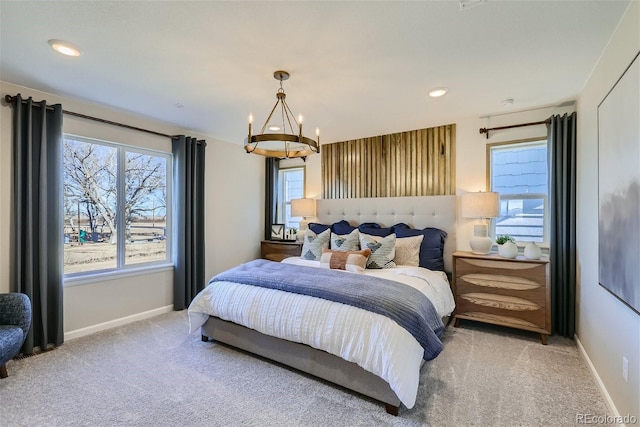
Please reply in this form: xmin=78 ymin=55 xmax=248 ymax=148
xmin=316 ymin=195 xmax=457 ymax=272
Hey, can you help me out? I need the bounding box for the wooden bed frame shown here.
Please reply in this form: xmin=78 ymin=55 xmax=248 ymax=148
xmin=200 ymin=195 xmax=457 ymax=415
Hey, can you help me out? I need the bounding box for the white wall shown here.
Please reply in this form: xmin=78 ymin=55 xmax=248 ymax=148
xmin=576 ymin=1 xmax=640 ymax=419
xmin=0 ymin=81 xmax=263 ymax=337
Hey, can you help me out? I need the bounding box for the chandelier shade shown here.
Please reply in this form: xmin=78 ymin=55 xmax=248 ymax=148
xmin=245 ymin=70 xmax=320 ymax=159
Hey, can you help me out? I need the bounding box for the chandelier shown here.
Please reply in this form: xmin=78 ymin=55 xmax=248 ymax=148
xmin=245 ymin=70 xmax=320 ymax=159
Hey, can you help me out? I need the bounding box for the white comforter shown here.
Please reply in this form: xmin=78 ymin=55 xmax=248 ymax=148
xmin=187 ymin=259 xmax=455 ymax=409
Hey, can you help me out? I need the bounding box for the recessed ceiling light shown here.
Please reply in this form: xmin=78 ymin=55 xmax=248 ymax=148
xmin=268 ymin=125 xmax=281 ymax=131
xmin=428 ymin=87 xmax=448 ymax=98
xmin=48 ymin=39 xmax=81 ymax=57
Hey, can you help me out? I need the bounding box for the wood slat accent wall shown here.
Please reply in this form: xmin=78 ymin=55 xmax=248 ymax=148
xmin=322 ymin=124 xmax=456 ymax=199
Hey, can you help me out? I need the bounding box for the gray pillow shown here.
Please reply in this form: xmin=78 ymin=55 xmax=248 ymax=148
xmin=301 ymin=228 xmax=331 ymax=261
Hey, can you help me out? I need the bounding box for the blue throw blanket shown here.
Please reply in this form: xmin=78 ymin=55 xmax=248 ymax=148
xmin=210 ymin=259 xmax=444 ymax=360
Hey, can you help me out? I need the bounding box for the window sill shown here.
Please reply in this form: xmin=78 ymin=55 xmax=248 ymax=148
xmin=63 ymin=263 xmax=174 ymax=288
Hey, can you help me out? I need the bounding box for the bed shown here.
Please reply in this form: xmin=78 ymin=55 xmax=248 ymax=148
xmin=188 ymin=195 xmax=457 ymax=415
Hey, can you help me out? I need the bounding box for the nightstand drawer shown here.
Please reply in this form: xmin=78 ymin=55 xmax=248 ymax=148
xmin=261 ymin=240 xmax=302 ymax=261
xmin=455 ymin=259 xmax=548 ymax=307
xmin=454 ymin=295 xmax=547 ymax=329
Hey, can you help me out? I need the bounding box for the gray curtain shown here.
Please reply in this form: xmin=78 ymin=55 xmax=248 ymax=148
xmin=548 ymin=112 xmax=577 ymax=338
xmin=264 ymin=158 xmax=280 ymax=240
xmin=172 ymin=136 xmax=206 ymax=310
xmin=11 ymin=94 xmax=64 ymax=354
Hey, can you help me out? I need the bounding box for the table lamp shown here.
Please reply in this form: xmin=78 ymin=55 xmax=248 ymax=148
xmin=291 ymin=198 xmax=316 ymax=240
xmin=461 ymin=191 xmax=500 ymax=255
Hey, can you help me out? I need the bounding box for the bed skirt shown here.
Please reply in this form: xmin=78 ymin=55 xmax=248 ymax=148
xmin=201 ymin=316 xmax=402 ymax=415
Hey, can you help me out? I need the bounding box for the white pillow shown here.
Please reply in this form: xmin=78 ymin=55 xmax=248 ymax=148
xmin=301 ymin=228 xmax=331 ymax=261
xmin=359 ymin=233 xmax=396 ymax=269
xmin=394 ymin=235 xmax=424 ymax=266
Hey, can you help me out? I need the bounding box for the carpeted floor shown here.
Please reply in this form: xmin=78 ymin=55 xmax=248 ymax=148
xmin=0 ymin=311 xmax=609 ymax=426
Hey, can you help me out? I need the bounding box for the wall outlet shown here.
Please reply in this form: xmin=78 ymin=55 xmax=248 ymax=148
xmin=622 ymin=356 xmax=629 ymax=383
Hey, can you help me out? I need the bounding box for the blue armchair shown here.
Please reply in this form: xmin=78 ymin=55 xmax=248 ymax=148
xmin=0 ymin=293 xmax=31 ymax=378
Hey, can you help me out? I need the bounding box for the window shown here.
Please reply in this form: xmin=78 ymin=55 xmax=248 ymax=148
xmin=277 ymin=167 xmax=305 ymax=230
xmin=63 ymin=135 xmax=172 ymax=276
xmin=488 ymin=138 xmax=548 ymax=245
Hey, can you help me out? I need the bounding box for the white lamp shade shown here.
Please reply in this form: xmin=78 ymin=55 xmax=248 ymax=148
xmin=461 ymin=192 xmax=500 ymax=218
xmin=461 ymin=191 xmax=499 ymax=255
xmin=291 ymin=198 xmax=316 ymax=218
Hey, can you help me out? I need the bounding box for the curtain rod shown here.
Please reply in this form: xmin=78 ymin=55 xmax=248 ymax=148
xmin=4 ymin=94 xmax=177 ymax=139
xmin=479 ymin=118 xmax=551 ymax=139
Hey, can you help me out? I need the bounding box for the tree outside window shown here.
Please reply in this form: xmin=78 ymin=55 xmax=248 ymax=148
xmin=63 ymin=136 xmax=171 ymax=276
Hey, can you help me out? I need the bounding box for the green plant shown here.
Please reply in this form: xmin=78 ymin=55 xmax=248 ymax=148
xmin=495 ymin=234 xmax=516 ymax=245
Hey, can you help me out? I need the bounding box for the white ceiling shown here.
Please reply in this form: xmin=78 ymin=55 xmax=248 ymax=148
xmin=0 ymin=1 xmax=630 ymax=145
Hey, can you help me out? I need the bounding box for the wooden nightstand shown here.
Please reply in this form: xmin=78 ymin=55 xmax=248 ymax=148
xmin=452 ymin=251 xmax=551 ymax=344
xmin=260 ymin=240 xmax=302 ymax=262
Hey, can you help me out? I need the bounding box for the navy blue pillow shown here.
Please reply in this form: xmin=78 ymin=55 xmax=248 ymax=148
xmin=331 ymin=220 xmax=356 ymax=235
xmin=358 ymin=223 xmax=393 ymax=237
xmin=308 ymin=222 xmax=330 ymax=234
xmin=359 ymin=222 xmax=380 ymax=230
xmin=392 ymin=223 xmax=411 ymax=232
xmin=395 ymin=227 xmax=447 ymax=271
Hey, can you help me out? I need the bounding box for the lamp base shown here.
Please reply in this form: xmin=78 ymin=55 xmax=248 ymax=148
xmin=296 ymin=219 xmax=309 ymax=242
xmin=469 ymin=223 xmax=492 ymax=255
xmin=469 ymin=236 xmax=493 ymax=255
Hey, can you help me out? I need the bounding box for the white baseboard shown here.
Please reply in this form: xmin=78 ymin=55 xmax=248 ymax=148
xmin=575 ymin=335 xmax=623 ymax=424
xmin=64 ymin=305 xmax=174 ymax=341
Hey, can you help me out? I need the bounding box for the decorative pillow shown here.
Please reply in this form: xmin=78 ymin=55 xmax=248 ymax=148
xmin=308 ymin=222 xmax=330 ymax=234
xmin=392 ymin=223 xmax=411 ymax=232
xmin=320 ymin=248 xmax=371 ymax=273
xmin=395 ymin=227 xmax=447 ymax=271
xmin=330 ymin=229 xmax=360 ymax=251
xmin=358 ymin=222 xmax=380 ymax=230
xmin=358 ymin=223 xmax=393 ymax=237
xmin=359 ymin=233 xmax=396 ymax=269
xmin=394 ymin=235 xmax=424 ymax=266
xmin=331 ymin=220 xmax=356 ymax=235
xmin=301 ymin=228 xmax=331 ymax=261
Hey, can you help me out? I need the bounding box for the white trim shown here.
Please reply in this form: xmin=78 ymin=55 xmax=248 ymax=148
xmin=64 ymin=304 xmax=174 ymax=341
xmin=575 ymin=335 xmax=624 ymax=425
xmin=64 ymin=264 xmax=173 ymax=287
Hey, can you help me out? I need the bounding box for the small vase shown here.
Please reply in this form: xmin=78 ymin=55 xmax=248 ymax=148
xmin=524 ymin=242 xmax=542 ymax=259
xmin=498 ymin=241 xmax=518 ymax=259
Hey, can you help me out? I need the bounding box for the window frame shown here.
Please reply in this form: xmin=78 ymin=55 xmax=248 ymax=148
xmin=62 ymin=134 xmax=173 ymax=284
xmin=486 ymin=136 xmax=550 ymax=247
xmin=276 ymin=165 xmax=306 ymax=229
